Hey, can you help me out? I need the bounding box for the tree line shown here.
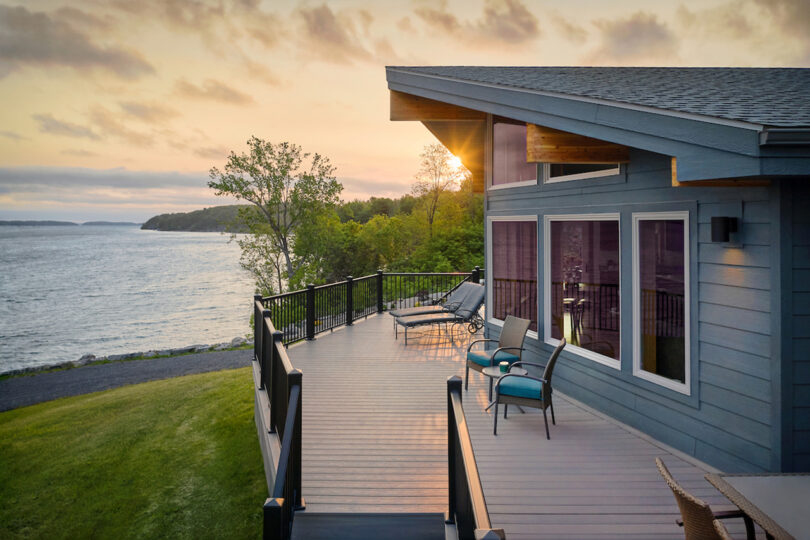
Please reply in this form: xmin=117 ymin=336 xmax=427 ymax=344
xmin=209 ymin=137 xmax=484 ymax=296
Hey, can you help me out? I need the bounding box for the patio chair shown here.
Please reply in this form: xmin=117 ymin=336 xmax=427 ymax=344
xmin=712 ymin=520 xmax=734 ymax=540
xmin=465 ymin=315 xmax=531 ymax=400
xmin=655 ymin=457 xmax=755 ymax=540
xmin=388 ymin=281 xmax=473 ymax=320
xmin=394 ymin=284 xmax=485 ymax=345
xmin=492 ymin=338 xmax=566 ymax=439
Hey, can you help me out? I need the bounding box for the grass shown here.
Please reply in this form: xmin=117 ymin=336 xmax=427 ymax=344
xmin=0 ymin=368 xmax=265 ymax=539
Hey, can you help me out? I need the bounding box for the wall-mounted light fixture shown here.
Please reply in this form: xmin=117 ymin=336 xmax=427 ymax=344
xmin=711 ymin=217 xmax=738 ymax=243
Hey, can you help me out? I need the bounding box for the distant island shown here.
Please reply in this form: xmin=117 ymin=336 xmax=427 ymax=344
xmin=0 ymin=220 xmax=140 ymax=227
xmin=141 ymin=205 xmax=249 ymax=232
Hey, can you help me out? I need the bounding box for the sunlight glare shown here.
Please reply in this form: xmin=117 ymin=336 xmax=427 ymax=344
xmin=449 ymin=155 xmax=463 ymax=169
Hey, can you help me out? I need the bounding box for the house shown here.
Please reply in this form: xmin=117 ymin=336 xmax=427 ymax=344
xmin=386 ymin=66 xmax=810 ymax=473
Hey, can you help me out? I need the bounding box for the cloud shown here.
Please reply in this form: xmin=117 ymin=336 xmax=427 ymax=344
xmin=0 ymin=130 xmax=25 ymax=141
xmin=88 ymin=107 xmax=153 ymax=146
xmin=0 ymin=5 xmax=154 ymax=80
xmin=0 ymin=166 xmax=235 ymax=222
xmin=175 ymin=78 xmax=255 ymax=105
xmin=414 ymin=0 xmax=540 ymax=46
xmin=119 ymin=101 xmax=180 ymax=123
xmin=193 ymin=146 xmax=231 ymax=160
xmin=677 ymin=3 xmax=753 ymax=40
xmin=296 ymin=4 xmax=373 ymax=64
xmin=55 ymin=6 xmax=115 ymax=32
xmin=552 ymin=13 xmax=587 ymax=43
xmin=754 ymin=0 xmax=810 ymax=63
xmin=591 ymin=12 xmax=678 ymax=63
xmin=61 ymin=149 xmax=99 ymax=157
xmin=397 ymin=17 xmax=415 ymax=33
xmin=33 ymin=114 xmax=101 ymax=140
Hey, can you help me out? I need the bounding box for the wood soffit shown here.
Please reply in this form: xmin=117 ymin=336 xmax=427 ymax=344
xmin=526 ymin=124 xmax=630 ymax=164
xmin=390 ymin=90 xmax=486 ymax=121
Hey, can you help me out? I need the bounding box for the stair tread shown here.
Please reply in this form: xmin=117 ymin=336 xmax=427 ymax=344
xmin=290 ymin=512 xmax=446 ymax=540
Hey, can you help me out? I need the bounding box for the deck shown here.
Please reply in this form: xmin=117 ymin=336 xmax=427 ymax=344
xmin=287 ymin=313 xmax=751 ymax=539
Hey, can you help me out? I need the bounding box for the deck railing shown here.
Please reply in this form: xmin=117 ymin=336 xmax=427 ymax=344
xmin=447 ymin=376 xmax=505 ymax=540
xmin=259 ymin=268 xmax=482 ymax=345
xmin=253 ymin=300 xmax=303 ymax=540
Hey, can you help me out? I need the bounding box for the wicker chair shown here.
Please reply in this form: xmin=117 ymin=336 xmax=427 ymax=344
xmin=465 ymin=315 xmax=531 ymax=400
xmin=492 ymin=338 xmax=566 ymax=439
xmin=655 ymin=458 xmax=755 ymax=540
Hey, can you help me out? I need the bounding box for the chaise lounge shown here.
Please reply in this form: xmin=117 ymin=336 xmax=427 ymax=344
xmin=394 ymin=284 xmax=485 ymax=345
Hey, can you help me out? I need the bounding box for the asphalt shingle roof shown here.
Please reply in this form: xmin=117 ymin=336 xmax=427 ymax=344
xmin=389 ymin=67 xmax=810 ymax=128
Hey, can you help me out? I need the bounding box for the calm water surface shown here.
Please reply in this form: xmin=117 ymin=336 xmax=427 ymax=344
xmin=0 ymin=226 xmax=255 ymax=372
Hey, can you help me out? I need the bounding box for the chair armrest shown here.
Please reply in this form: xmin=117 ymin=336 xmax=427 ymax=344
xmin=712 ymin=510 xmax=747 ymax=520
xmin=491 ymin=347 xmax=526 ymax=363
xmin=467 ymin=338 xmax=497 ymax=353
xmin=511 ymin=361 xmax=547 ymax=370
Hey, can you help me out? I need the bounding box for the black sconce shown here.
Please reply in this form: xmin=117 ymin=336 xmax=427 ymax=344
xmin=711 ymin=217 xmax=738 ymax=243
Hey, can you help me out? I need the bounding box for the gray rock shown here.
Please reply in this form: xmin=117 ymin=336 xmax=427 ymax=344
xmin=230 ymin=337 xmax=247 ymax=347
xmin=170 ymin=346 xmax=195 ymax=355
xmin=78 ymin=354 xmax=96 ymax=363
xmin=214 ymin=342 xmax=231 ymax=351
xmin=193 ymin=344 xmax=212 ymax=353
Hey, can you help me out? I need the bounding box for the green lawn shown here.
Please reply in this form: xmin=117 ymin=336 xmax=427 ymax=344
xmin=0 ymin=368 xmax=265 ymax=539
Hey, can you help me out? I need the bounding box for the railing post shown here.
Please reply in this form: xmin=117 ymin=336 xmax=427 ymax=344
xmin=376 ymin=270 xmax=384 ymax=313
xmin=288 ymin=370 xmax=304 ymax=510
xmin=254 ymin=295 xmax=263 ymax=363
xmin=472 ymin=266 xmax=480 ymax=284
xmin=345 ymin=276 xmax=353 ymax=326
xmin=447 ymin=375 xmax=462 ymax=525
xmin=268 ymin=330 xmax=283 ymax=431
xmin=305 ymin=284 xmax=315 ymax=340
xmin=261 ymin=309 xmax=272 ymax=390
xmin=263 ymin=497 xmax=284 ymax=540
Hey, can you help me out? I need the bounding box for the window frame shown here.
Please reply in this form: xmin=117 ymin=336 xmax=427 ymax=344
xmin=543 ymin=163 xmax=622 ymax=184
xmin=631 ymin=211 xmax=691 ymax=395
xmin=488 ymin=116 xmax=538 ymax=191
xmin=543 ymin=213 xmax=622 ymax=370
xmin=487 ymin=215 xmax=539 ymax=340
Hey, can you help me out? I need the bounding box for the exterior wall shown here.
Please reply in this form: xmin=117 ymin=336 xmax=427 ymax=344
xmin=787 ymin=180 xmax=810 ymax=471
xmin=485 ymin=147 xmax=779 ymax=472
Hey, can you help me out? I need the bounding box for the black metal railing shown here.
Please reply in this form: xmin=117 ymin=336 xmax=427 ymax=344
xmin=550 ymin=282 xmax=620 ymax=332
xmin=253 ymin=299 xmax=303 ymax=540
xmin=258 ymin=268 xmax=482 ymax=345
xmin=640 ymin=288 xmax=685 ymax=338
xmin=447 ymin=376 xmax=505 ymax=540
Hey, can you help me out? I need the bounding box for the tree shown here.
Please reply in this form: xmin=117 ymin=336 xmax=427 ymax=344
xmin=208 ymin=137 xmax=342 ymax=294
xmin=412 ymin=143 xmax=468 ymax=238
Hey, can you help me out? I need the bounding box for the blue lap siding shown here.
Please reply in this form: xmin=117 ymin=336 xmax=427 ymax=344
xmin=486 ymin=149 xmax=778 ymax=472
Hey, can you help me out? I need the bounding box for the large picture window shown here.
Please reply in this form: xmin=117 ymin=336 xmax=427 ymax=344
xmin=544 ymin=215 xmax=621 ymax=367
xmin=633 ymin=212 xmax=690 ymax=394
xmin=490 ymin=218 xmax=537 ymax=332
xmin=492 ymin=118 xmax=537 ymax=188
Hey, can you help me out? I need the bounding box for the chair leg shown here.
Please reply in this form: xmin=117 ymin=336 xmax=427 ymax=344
xmin=464 ymin=364 xmax=469 ymax=390
xmin=742 ymin=515 xmax=755 ymax=540
xmin=488 ymin=378 xmax=493 ymax=401
xmin=542 ymin=406 xmax=550 ymax=440
xmin=493 ymin=401 xmax=499 ymax=435
xmin=550 ymin=400 xmax=556 ymax=425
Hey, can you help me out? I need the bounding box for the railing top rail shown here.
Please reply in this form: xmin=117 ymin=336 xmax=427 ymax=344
xmin=385 ymin=272 xmax=472 ymax=277
xmin=352 ymin=274 xmax=377 ymax=282
xmin=260 ymin=289 xmax=304 ymax=303
xmin=449 ymin=384 xmax=492 ymax=531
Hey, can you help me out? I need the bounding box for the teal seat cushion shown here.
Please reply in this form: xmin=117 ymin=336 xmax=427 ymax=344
xmin=499 ymin=377 xmax=543 ymax=400
xmin=467 ymin=349 xmax=519 ymax=367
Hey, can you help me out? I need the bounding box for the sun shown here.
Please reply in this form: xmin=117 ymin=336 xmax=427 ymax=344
xmin=449 ymin=155 xmax=463 ymax=169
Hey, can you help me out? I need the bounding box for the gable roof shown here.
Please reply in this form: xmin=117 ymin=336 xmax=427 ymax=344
xmin=387 ymin=66 xmax=810 ymax=128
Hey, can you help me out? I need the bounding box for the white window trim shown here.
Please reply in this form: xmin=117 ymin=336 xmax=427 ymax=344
xmin=489 ymin=178 xmax=538 ymax=191
xmin=543 ymin=163 xmax=621 ymax=184
xmin=631 ymin=211 xmax=691 ymax=395
xmin=487 ymin=215 xmax=539 ymax=340
xmin=543 ymin=213 xmax=621 ymax=370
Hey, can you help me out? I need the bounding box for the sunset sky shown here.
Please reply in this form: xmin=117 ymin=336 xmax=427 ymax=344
xmin=0 ymin=0 xmax=807 ymax=221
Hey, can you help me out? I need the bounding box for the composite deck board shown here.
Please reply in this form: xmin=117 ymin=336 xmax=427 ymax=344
xmin=285 ymin=314 xmax=756 ymax=538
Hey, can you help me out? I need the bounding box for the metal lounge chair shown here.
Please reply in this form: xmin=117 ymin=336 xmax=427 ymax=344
xmin=465 ymin=315 xmax=531 ymax=400
xmin=394 ymin=284 xmax=485 ymax=345
xmin=388 ymin=281 xmax=474 ymax=320
xmin=492 ymin=338 xmax=566 ymax=439
xmin=655 ymin=457 xmax=755 ymax=540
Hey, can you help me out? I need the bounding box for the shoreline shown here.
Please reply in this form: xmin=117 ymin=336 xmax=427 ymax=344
xmin=0 ymin=336 xmax=253 ymax=379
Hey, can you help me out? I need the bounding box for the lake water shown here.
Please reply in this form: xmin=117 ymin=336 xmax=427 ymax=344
xmin=0 ymin=225 xmax=255 ymax=373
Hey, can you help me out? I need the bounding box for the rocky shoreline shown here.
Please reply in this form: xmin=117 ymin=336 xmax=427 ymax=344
xmin=1 ymin=336 xmax=253 ymax=378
